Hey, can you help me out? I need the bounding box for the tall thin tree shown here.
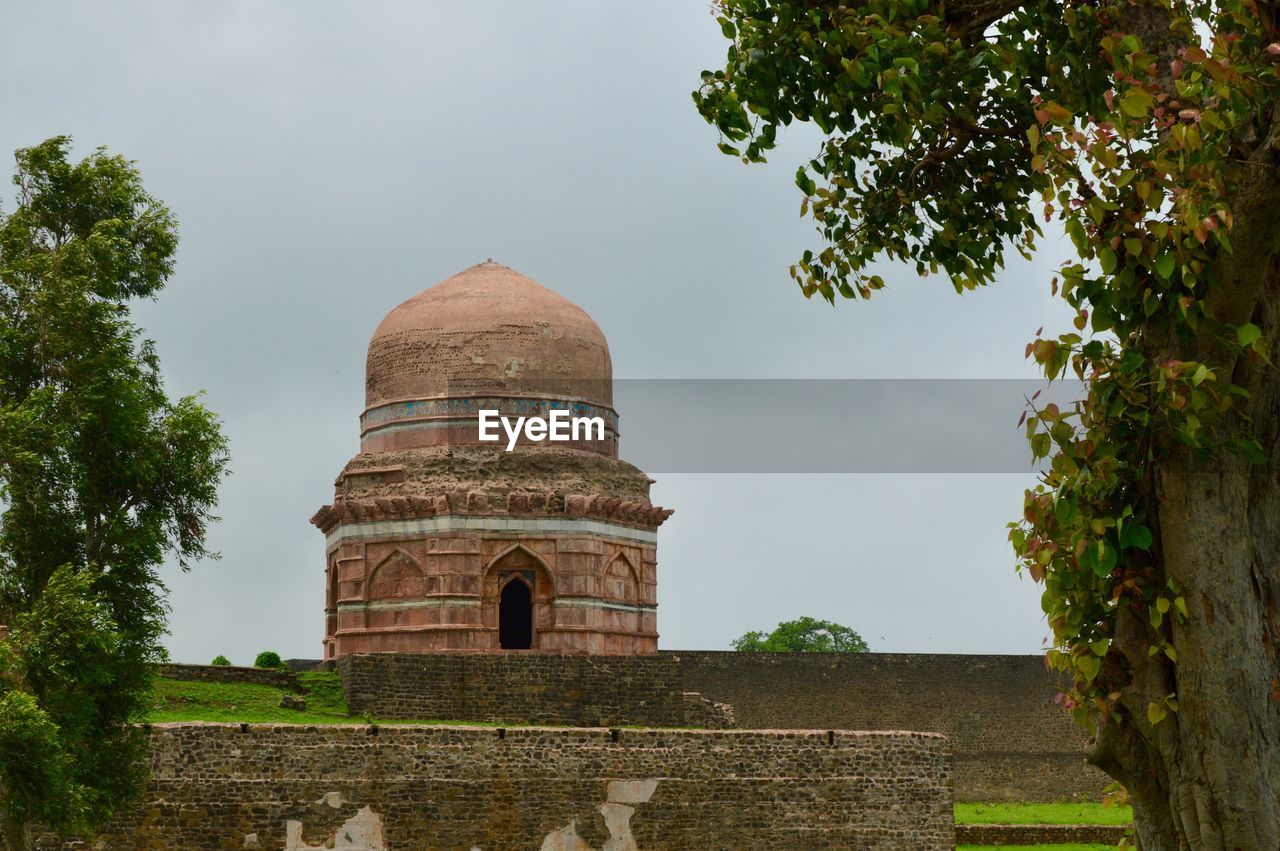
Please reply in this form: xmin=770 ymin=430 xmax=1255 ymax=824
xmin=0 ymin=137 xmax=229 ymax=847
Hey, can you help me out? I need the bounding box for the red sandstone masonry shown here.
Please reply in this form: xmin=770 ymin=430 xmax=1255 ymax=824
xmin=31 ymin=724 xmax=954 ymax=850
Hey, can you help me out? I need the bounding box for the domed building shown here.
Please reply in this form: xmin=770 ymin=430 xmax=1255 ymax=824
xmin=311 ymin=261 xmax=671 ymax=658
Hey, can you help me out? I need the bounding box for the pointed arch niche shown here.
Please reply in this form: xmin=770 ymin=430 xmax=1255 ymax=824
xmin=368 ymin=549 xmax=426 ymax=601
xmin=603 ymin=552 xmax=641 ymax=633
xmin=482 ymin=545 xmax=554 ymax=651
xmin=603 ymin=552 xmax=640 ymax=603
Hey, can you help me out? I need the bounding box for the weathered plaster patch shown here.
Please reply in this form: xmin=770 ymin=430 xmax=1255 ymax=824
xmin=285 ymin=805 xmax=385 ymax=851
xmin=539 ymin=820 xmax=592 ymax=851
xmin=606 ymin=780 xmax=658 ymax=805
xmin=599 ymin=804 xmax=638 ymax=851
xmin=536 ymin=780 xmax=660 ymax=851
xmin=315 ymin=790 xmax=346 ymax=809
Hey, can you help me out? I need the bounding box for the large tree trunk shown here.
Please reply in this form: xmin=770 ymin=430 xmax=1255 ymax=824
xmin=1088 ymin=257 xmax=1280 ymax=848
xmin=2 ymin=812 xmax=28 ymax=851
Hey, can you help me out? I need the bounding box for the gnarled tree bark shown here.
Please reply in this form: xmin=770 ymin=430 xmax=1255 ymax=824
xmin=1090 ymin=190 xmax=1280 ymax=851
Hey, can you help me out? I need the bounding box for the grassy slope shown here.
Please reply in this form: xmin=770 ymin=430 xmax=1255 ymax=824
xmin=149 ymin=671 xmax=358 ymax=724
xmin=958 ymin=802 xmax=1132 ymax=851
xmin=955 ymin=802 xmax=1132 ymax=826
xmin=149 ymin=672 xmax=502 ymax=726
xmin=958 ymin=846 xmax=1115 ymax=851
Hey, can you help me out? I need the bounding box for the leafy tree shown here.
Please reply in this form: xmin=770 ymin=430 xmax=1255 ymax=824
xmin=0 ymin=137 xmax=228 ymax=847
xmin=732 ymin=616 xmax=870 ymax=653
xmin=253 ymin=651 xmax=284 ymax=670
xmin=695 ymin=2 xmax=1280 ymax=846
xmin=210 ymin=655 xmax=231 ymax=667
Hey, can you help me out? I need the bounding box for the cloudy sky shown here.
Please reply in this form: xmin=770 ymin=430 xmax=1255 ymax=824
xmin=3 ymin=2 xmax=1079 ymax=663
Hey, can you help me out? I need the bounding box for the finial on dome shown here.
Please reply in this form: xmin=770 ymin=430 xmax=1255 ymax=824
xmin=364 ymin=262 xmax=613 ymax=410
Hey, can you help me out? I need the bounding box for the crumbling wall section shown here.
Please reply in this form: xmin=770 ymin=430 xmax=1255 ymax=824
xmin=33 ymin=723 xmax=953 ymax=850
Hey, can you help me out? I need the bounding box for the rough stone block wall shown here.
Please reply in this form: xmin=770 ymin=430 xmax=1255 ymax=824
xmin=156 ymin=662 xmax=304 ymax=693
xmin=284 ymin=658 xmax=327 ymax=672
xmin=33 ymin=724 xmax=953 ymax=850
xmin=668 ymin=651 xmax=1109 ymax=803
xmin=334 ymin=651 xmax=1110 ymax=802
xmin=339 ymin=652 xmax=686 ymax=726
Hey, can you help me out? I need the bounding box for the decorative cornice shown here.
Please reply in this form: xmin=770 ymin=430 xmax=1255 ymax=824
xmin=310 ymin=491 xmax=673 ymax=535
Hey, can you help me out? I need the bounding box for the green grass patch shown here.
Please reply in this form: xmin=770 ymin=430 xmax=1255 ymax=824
xmin=149 ymin=672 xmax=536 ymax=727
xmin=149 ymin=671 xmax=359 ymax=724
xmin=959 ymin=845 xmax=1116 ymax=851
xmin=956 ymin=802 xmax=1132 ymax=826
xmin=295 ymin=671 xmax=349 ymax=715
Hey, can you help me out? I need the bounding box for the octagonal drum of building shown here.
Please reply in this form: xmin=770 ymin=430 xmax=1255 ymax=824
xmin=311 ymin=261 xmax=671 ymax=658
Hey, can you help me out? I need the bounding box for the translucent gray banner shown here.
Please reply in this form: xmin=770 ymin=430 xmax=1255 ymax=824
xmin=610 ymin=379 xmax=1082 ymax=473
xmin=433 ymin=378 xmax=1085 ymax=473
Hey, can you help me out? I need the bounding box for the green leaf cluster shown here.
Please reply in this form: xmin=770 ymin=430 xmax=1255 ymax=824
xmin=732 ymin=616 xmax=870 ymax=653
xmin=253 ymin=651 xmax=284 ymax=670
xmin=695 ymin=0 xmax=1277 ymax=743
xmin=694 ymin=0 xmax=1079 ymax=300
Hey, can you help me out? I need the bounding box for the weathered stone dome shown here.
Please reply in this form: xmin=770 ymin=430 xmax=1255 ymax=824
xmin=365 ymin=260 xmax=612 ymax=408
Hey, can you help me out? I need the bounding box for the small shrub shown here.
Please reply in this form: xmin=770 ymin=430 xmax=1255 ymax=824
xmin=210 ymin=655 xmax=231 ymax=666
xmin=253 ymin=651 xmax=284 ymax=670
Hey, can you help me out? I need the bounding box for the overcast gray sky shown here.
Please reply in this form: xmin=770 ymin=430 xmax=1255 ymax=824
xmin=2 ymin=2 xmax=1079 ymax=663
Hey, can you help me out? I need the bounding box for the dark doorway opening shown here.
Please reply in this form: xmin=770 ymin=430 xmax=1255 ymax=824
xmin=499 ymin=578 xmax=533 ymax=649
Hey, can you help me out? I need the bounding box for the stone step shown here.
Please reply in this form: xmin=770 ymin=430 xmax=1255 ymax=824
xmin=955 ymin=822 xmax=1129 ymax=845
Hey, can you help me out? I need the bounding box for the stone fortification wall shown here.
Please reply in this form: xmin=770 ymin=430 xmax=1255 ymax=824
xmin=338 ymin=652 xmax=685 ymax=725
xmin=670 ymin=651 xmax=1109 ymax=803
xmin=955 ymin=824 xmax=1129 ymax=845
xmin=33 ymin=723 xmax=953 ymax=850
xmin=284 ymin=658 xmax=327 ymax=672
xmin=337 ymin=651 xmax=1108 ymax=802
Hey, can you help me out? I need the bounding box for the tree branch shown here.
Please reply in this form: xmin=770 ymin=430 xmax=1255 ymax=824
xmin=942 ymin=0 xmax=1027 ymax=41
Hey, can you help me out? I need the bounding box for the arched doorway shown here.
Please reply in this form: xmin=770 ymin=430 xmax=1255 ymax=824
xmin=499 ymin=577 xmax=533 ymax=649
